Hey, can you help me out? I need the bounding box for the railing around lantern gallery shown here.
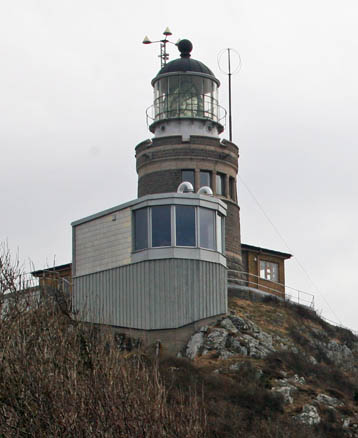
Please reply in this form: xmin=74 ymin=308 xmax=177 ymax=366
xmin=227 ymin=270 xmax=316 ymax=308
xmin=146 ymin=94 xmax=227 ymax=128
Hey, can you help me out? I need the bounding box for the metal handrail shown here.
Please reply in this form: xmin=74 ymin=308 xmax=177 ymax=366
xmin=228 ymin=269 xmax=315 ymax=308
xmin=229 ymin=270 xmax=358 ymax=334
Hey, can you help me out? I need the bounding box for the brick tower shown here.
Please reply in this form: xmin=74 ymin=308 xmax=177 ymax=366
xmin=135 ymin=39 xmax=242 ymax=276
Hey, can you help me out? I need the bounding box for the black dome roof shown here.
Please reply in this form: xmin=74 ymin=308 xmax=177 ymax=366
xmin=157 ymin=57 xmax=215 ymax=77
xmin=154 ymin=39 xmax=217 ymax=80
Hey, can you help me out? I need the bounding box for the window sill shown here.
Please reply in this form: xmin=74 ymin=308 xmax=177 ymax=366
xmin=131 ymin=247 xmax=226 ymax=267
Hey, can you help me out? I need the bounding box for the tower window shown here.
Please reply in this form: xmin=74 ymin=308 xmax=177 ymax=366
xmin=259 ymin=260 xmax=279 ymax=282
xmin=176 ymin=206 xmax=196 ymax=246
xmin=181 ymin=170 xmax=195 ymax=187
xmin=134 ymin=208 xmax=148 ymax=251
xmin=200 ymin=171 xmax=211 ymax=188
xmin=152 ymin=206 xmax=171 ymax=247
xmin=229 ymin=177 xmax=236 ymax=200
xmin=216 ymin=173 xmax=225 ymax=196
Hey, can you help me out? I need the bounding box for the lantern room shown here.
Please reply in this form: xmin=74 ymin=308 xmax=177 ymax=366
xmin=147 ymin=39 xmax=226 ymax=138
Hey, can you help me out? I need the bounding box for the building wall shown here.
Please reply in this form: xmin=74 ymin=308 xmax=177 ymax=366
xmin=74 ymin=259 xmax=227 ymax=330
xmin=225 ymin=201 xmax=242 ymax=274
xmin=74 ymin=208 xmax=131 ymax=277
xmin=138 ymin=169 xmax=182 ymax=196
xmin=108 ymin=314 xmax=222 ymax=355
xmin=33 ymin=264 xmax=72 ymax=291
xmin=245 ymin=251 xmax=286 ymax=297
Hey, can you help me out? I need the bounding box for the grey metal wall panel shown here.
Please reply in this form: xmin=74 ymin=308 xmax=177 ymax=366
xmin=73 ymin=259 xmax=227 ymax=330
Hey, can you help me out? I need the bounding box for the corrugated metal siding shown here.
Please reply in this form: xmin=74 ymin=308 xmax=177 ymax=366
xmin=73 ymin=259 xmax=227 ymax=330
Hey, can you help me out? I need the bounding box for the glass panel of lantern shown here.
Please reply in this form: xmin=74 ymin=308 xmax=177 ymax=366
xmin=167 ymin=75 xmax=180 ymax=118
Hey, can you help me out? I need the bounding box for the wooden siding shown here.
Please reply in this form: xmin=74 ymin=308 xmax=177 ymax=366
xmin=74 ymin=208 xmax=131 ymax=277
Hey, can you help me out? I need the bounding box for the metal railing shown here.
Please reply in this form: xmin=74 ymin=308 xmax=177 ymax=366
xmin=228 ymin=269 xmax=315 ymax=308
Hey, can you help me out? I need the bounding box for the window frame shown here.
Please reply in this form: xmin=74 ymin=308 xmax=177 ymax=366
xmin=259 ymin=260 xmax=279 ymax=282
xmin=216 ymin=172 xmax=226 ymax=196
xmin=133 ymin=208 xmax=149 ymax=251
xmin=151 ymin=205 xmax=172 ymax=248
xmin=199 ymin=207 xmax=216 ymax=250
xmin=181 ymin=169 xmax=195 ymax=187
xmin=132 ymin=205 xmax=224 ymax=254
xmin=200 ymin=170 xmax=212 ymax=188
xmin=175 ymin=204 xmax=197 ymax=247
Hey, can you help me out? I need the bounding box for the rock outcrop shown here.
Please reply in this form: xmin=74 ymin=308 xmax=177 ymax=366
xmin=184 ymin=314 xmax=276 ymax=360
xmin=181 ymin=299 xmax=358 ymax=437
xmin=294 ymin=404 xmax=321 ymax=425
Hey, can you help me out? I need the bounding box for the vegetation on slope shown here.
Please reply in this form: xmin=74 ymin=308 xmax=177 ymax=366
xmin=1 ymin=244 xmax=358 ymax=437
xmin=180 ymin=296 xmax=358 ymax=437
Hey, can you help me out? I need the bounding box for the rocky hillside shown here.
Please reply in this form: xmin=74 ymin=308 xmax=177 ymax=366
xmin=167 ymin=295 xmax=358 ymax=437
xmin=1 ymin=275 xmax=358 ymax=437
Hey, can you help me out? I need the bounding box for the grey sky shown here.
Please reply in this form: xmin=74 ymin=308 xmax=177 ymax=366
xmin=1 ymin=1 xmax=357 ymax=330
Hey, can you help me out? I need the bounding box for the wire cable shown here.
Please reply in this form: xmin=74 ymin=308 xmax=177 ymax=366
xmin=237 ymin=173 xmax=343 ymax=325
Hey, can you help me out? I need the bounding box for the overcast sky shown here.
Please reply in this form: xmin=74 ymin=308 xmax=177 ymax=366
xmin=1 ymin=1 xmax=357 ymax=330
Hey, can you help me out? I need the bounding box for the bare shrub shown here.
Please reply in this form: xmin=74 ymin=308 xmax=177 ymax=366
xmin=0 ymin=247 xmax=207 ymax=437
xmin=0 ymin=242 xmax=23 ymax=295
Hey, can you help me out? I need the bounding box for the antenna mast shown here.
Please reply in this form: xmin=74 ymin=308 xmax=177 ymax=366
xmin=218 ymin=48 xmax=241 ymax=142
xmin=228 ymin=49 xmax=233 ymax=142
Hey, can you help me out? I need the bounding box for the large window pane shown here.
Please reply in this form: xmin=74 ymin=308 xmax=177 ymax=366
xmin=134 ymin=208 xmax=148 ymax=251
xmin=200 ymin=208 xmax=215 ymax=250
xmin=176 ymin=206 xmax=196 ymax=246
xmin=152 ymin=206 xmax=171 ymax=247
xmin=200 ymin=170 xmax=211 ymax=188
xmin=216 ymin=213 xmax=222 ymax=253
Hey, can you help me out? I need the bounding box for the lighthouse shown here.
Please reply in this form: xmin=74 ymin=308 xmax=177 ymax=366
xmin=70 ymin=39 xmax=237 ymax=352
xmin=136 ymin=39 xmax=243 ymax=280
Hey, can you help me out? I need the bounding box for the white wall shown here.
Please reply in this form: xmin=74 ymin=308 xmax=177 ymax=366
xmin=74 ymin=208 xmax=131 ymax=277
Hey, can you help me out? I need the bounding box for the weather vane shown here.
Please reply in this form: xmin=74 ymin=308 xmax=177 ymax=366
xmin=142 ymin=27 xmax=179 ymax=68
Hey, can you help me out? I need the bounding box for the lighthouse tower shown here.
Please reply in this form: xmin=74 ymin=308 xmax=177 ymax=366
xmin=136 ymin=39 xmax=243 ymax=277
